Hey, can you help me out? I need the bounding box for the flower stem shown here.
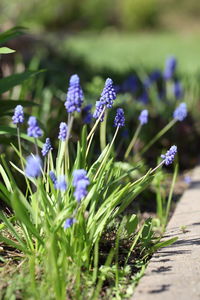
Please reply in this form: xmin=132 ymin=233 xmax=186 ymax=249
xmin=124 ymin=123 xmax=142 ymax=159
xmin=100 ymin=110 xmax=108 ymax=151
xmin=94 ymin=126 xmax=119 ymax=181
xmin=17 ymin=126 xmax=24 ymax=170
xmin=87 ymin=106 xmax=106 ymax=141
xmin=34 ymin=138 xmax=39 ymax=156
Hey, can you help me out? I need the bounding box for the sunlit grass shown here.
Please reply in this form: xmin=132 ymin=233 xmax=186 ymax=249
xmin=63 ymin=32 xmax=200 ymax=75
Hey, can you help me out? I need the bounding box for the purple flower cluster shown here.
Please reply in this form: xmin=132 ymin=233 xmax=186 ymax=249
xmin=73 ymin=169 xmax=90 ymax=202
xmin=12 ymin=105 xmax=24 ymax=125
xmin=49 ymin=171 xmax=57 ymax=184
xmin=41 ymin=138 xmax=53 ymax=156
xmin=64 ymin=218 xmax=76 ymax=229
xmin=65 ymin=74 xmax=84 ymax=113
xmin=114 ymin=108 xmax=125 ymax=128
xmin=27 ymin=116 xmax=42 ymax=138
xmin=161 ymin=145 xmax=177 ymax=166
xmin=163 ymin=56 xmax=177 ymax=80
xmin=58 ymin=122 xmax=68 ymax=141
xmin=25 ymin=155 xmax=42 ymax=178
xmin=93 ymin=101 xmax=105 ymax=122
xmin=93 ymin=78 xmax=116 ymax=121
xmin=173 ymin=81 xmax=183 ymax=99
xmin=55 ymin=175 xmax=67 ymax=191
xmin=139 ymin=109 xmax=148 ymax=125
xmin=100 ymin=78 xmax=116 ymax=108
xmin=49 ymin=171 xmax=67 ymax=191
xmin=173 ymin=103 xmax=187 ymax=121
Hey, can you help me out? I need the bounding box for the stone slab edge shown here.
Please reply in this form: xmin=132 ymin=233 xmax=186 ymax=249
xmin=132 ymin=166 xmax=200 ymax=300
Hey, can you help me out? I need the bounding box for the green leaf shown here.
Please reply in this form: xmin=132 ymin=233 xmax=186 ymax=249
xmin=0 ymin=70 xmax=45 ymax=94
xmin=0 ymin=233 xmax=25 ymax=252
xmin=0 ymin=47 xmax=15 ymax=54
xmin=11 ymin=190 xmax=44 ymax=245
xmin=0 ymin=126 xmax=43 ymax=148
xmin=152 ymin=237 xmax=178 ymax=252
xmin=125 ymin=214 xmax=138 ymax=236
xmin=0 ymin=26 xmax=26 ymax=44
xmin=0 ymin=211 xmax=27 ymax=250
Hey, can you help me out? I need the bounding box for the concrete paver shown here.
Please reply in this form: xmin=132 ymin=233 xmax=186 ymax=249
xmin=132 ymin=166 xmax=200 ymax=300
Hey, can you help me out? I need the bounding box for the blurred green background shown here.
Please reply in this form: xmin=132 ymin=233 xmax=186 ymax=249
xmin=1 ymin=0 xmax=200 ymax=76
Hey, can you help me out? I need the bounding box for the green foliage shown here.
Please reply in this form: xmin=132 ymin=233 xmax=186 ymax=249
xmin=0 ymin=47 xmax=15 ymax=54
xmin=120 ymin=0 xmax=159 ymax=30
xmin=63 ymin=32 xmax=200 ymax=75
xmin=0 ymin=70 xmax=43 ymax=95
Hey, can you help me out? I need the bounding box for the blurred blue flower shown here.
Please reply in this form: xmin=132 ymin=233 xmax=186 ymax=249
xmin=83 ymin=104 xmax=93 ymax=124
xmin=49 ymin=171 xmax=57 ymax=184
xmin=74 ymin=179 xmax=89 ymax=202
xmin=27 ymin=116 xmax=42 ymax=138
xmin=122 ymin=75 xmax=139 ymax=93
xmin=25 ymin=155 xmax=42 ymax=178
xmin=173 ymin=81 xmax=183 ymax=99
xmin=114 ymin=108 xmax=125 ymax=128
xmin=64 ymin=218 xmax=76 ymax=229
xmin=139 ymin=109 xmax=148 ymax=125
xmin=184 ymin=175 xmax=191 ymax=184
xmin=58 ymin=122 xmax=68 ymax=141
xmin=55 ymin=175 xmax=67 ymax=191
xmin=138 ymin=91 xmax=149 ymax=104
xmin=144 ymin=70 xmax=162 ymax=88
xmin=41 ymin=138 xmax=53 ymax=156
xmin=12 ymin=105 xmax=24 ymax=125
xmin=163 ymin=56 xmax=177 ymax=80
xmin=49 ymin=171 xmax=67 ymax=191
xmin=73 ymin=169 xmax=89 ymax=187
xmin=161 ymin=145 xmax=177 ymax=166
xmin=173 ymin=103 xmax=187 ymax=121
xmin=65 ymin=74 xmax=84 ymax=113
xmin=73 ymin=169 xmax=89 ymax=202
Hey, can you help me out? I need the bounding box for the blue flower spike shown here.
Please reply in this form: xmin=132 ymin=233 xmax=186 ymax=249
xmin=161 ymin=145 xmax=177 ymax=166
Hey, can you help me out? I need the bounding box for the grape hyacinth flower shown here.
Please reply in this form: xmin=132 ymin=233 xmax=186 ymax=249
xmin=41 ymin=138 xmax=53 ymax=156
xmin=27 ymin=116 xmax=42 ymax=138
xmin=93 ymin=78 xmax=116 ymax=122
xmin=93 ymin=101 xmax=105 ymax=122
xmin=25 ymin=155 xmax=42 ymax=178
xmin=12 ymin=105 xmax=24 ymax=125
xmin=100 ymin=78 xmax=116 ymax=108
xmin=83 ymin=104 xmax=92 ymax=124
xmin=173 ymin=81 xmax=183 ymax=99
xmin=138 ymin=91 xmax=149 ymax=104
xmin=49 ymin=171 xmax=67 ymax=191
xmin=173 ymin=103 xmax=187 ymax=121
xmin=73 ymin=169 xmax=89 ymax=187
xmin=65 ymin=74 xmax=84 ymax=113
xmin=49 ymin=171 xmax=57 ymax=184
xmin=114 ymin=108 xmax=125 ymax=128
xmin=64 ymin=218 xmax=76 ymax=229
xmin=161 ymin=145 xmax=177 ymax=166
xmin=184 ymin=175 xmax=191 ymax=185
xmin=55 ymin=175 xmax=67 ymax=191
xmin=73 ymin=169 xmax=90 ymax=202
xmin=58 ymin=122 xmax=68 ymax=141
xmin=139 ymin=109 xmax=148 ymax=125
xmin=163 ymin=56 xmax=177 ymax=80
xmin=144 ymin=70 xmax=161 ymax=88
